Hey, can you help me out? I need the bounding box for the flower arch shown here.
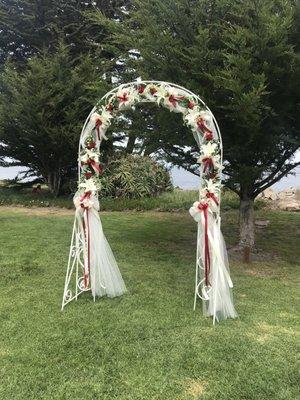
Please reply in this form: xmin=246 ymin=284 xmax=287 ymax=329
xmin=62 ymin=81 xmax=237 ymax=324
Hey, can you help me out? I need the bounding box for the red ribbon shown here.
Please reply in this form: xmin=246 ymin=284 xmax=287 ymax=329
xmin=197 ymin=202 xmax=211 ymax=286
xmin=80 ymin=191 xmax=92 ymax=288
xmin=86 ymin=210 xmax=90 ymax=288
xmin=95 ymin=118 xmax=102 ymax=140
xmin=87 ymin=158 xmax=102 ymax=175
xmin=205 ymin=131 xmax=214 ymax=141
xmin=202 ymin=157 xmax=213 ymax=173
xmin=197 ymin=117 xmax=213 ymax=140
xmin=206 ymin=192 xmax=219 ymax=206
xmin=79 ymin=190 xmax=92 ymax=205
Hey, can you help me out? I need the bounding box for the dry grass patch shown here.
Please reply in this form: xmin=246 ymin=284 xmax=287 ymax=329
xmin=185 ymin=379 xmax=208 ymax=398
xmin=0 ymin=205 xmax=74 ymax=216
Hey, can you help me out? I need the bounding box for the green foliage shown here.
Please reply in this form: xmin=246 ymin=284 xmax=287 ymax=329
xmin=0 ymin=208 xmax=298 ymax=399
xmin=0 ymin=0 xmax=129 ymax=66
xmin=92 ymin=0 xmax=300 ymax=199
xmin=100 ymin=154 xmax=172 ymax=198
xmin=0 ymin=44 xmax=108 ymax=195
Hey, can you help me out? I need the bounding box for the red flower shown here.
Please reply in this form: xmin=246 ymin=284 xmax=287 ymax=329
xmin=206 ymin=192 xmax=219 ymax=206
xmin=205 ymin=131 xmax=214 ymax=141
xmin=197 ymin=117 xmax=213 ymax=140
xmin=84 ymin=171 xmax=93 ymax=179
xmin=150 ymin=87 xmax=157 ymax=95
xmin=138 ymin=85 xmax=145 ymax=94
xmin=168 ymin=94 xmax=185 ymax=107
xmin=188 ymin=101 xmax=195 ymax=109
xmin=168 ymin=94 xmax=177 ymax=106
xmin=118 ymin=92 xmax=129 ymax=103
xmin=106 ymin=103 xmax=114 ymax=112
xmin=86 ymin=141 xmax=96 ymax=149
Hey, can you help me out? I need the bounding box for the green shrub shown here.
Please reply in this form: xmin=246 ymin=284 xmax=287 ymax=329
xmin=100 ymin=154 xmax=173 ymax=198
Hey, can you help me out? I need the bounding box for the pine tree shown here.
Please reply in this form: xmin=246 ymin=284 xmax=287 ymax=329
xmin=0 ymin=0 xmax=130 ymax=66
xmin=0 ymin=44 xmax=108 ymax=195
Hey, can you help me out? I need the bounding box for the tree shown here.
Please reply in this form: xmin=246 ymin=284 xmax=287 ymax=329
xmin=89 ymin=0 xmax=300 ymax=248
xmin=0 ymin=0 xmax=130 ymax=67
xmin=0 ymin=44 xmax=108 ymax=195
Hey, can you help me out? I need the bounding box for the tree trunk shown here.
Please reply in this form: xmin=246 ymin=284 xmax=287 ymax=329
xmin=126 ymin=134 xmax=136 ymax=154
xmin=47 ymin=171 xmax=62 ymax=197
xmin=239 ymin=197 xmax=255 ymax=249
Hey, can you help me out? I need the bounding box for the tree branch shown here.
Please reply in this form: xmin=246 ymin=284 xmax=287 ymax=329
xmin=253 ymin=162 xmax=300 ymax=196
xmin=253 ymin=145 xmax=299 ymax=189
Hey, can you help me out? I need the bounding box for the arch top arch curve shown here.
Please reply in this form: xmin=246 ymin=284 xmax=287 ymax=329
xmin=79 ymin=80 xmax=222 ymax=154
xmin=78 ymin=80 xmax=223 ymax=204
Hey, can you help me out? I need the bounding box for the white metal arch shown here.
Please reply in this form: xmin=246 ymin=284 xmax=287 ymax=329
xmin=62 ymin=80 xmax=237 ymax=325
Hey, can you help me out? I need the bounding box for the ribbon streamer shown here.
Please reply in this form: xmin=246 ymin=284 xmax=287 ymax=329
xmin=203 ymin=157 xmax=214 ymax=173
xmin=79 ymin=191 xmax=92 ymax=288
xmin=197 ymin=117 xmax=213 ymax=140
xmin=87 ymin=159 xmax=102 ymax=175
xmin=95 ymin=118 xmax=102 ymax=140
xmin=206 ymin=192 xmax=219 ymax=206
xmin=197 ymin=203 xmax=211 ymax=286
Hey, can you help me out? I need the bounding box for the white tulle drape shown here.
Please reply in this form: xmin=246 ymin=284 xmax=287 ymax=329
xmin=191 ymin=205 xmax=238 ymax=323
xmin=201 ymin=215 xmax=237 ymax=322
xmin=74 ymin=193 xmax=127 ymax=299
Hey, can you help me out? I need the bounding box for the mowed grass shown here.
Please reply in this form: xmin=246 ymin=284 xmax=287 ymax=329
xmin=0 ymin=207 xmax=299 ymax=400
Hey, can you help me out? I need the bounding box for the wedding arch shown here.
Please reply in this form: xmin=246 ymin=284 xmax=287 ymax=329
xmin=61 ymin=80 xmax=237 ymax=324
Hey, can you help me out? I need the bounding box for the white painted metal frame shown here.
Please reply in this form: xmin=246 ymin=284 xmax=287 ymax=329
xmin=61 ymin=80 xmax=223 ymax=311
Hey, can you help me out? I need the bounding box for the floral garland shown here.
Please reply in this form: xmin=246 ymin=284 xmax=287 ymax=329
xmin=76 ymin=83 xmax=222 ymax=216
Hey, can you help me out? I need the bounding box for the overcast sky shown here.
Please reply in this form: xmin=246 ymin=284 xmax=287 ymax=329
xmin=172 ymin=150 xmax=300 ymax=190
xmin=1 ymin=152 xmax=299 ymax=191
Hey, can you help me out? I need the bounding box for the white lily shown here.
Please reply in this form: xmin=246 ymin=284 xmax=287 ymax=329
xmin=155 ymin=85 xmax=169 ymax=105
xmin=163 ymin=86 xmax=186 ymax=113
xmin=99 ymin=106 xmax=114 ymax=125
xmin=197 ymin=153 xmax=222 ymax=170
xmin=79 ymin=178 xmax=99 ymax=193
xmin=90 ymin=108 xmax=112 ymax=129
xmin=144 ymin=84 xmax=161 ymax=101
xmin=80 ymin=149 xmax=99 ymax=164
xmin=199 ymin=179 xmax=221 ymax=211
xmin=197 ymin=142 xmax=222 ymax=170
xmin=184 ymin=107 xmax=201 ymax=128
xmin=200 ymin=142 xmax=218 ymax=157
xmin=116 ymin=87 xmax=137 ymax=108
xmin=206 ymin=178 xmax=221 ymax=194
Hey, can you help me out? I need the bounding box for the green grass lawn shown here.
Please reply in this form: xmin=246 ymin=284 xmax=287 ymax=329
xmin=0 ymin=207 xmax=299 ymax=399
